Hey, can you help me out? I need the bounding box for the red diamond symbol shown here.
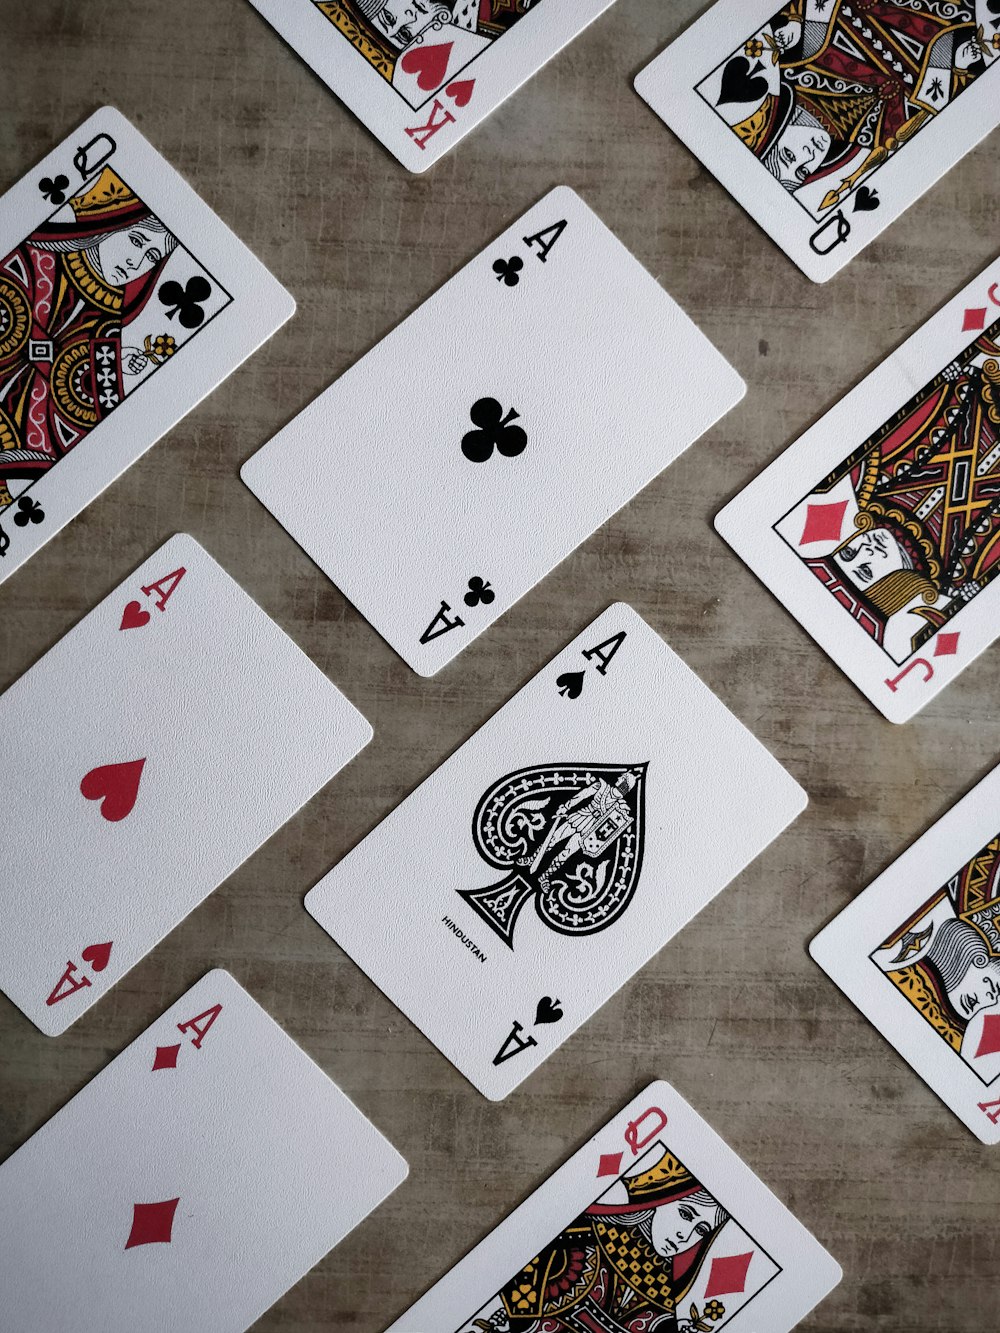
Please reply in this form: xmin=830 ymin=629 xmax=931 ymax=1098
xmin=975 ymin=1013 xmax=1000 ymax=1059
xmin=597 ymin=1152 xmax=624 ymax=1178
xmin=151 ymin=1043 xmax=181 ymax=1071
xmin=934 ymin=632 xmax=960 ymax=657
xmin=125 ymin=1198 xmax=180 ymax=1249
xmin=799 ymin=500 xmax=849 ymax=546
xmin=963 ymin=307 xmax=988 ymax=332
xmin=704 ymin=1250 xmax=754 ymax=1299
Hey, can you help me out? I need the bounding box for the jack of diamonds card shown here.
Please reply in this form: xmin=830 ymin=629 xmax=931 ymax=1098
xmin=0 ymin=970 xmax=408 ymax=1332
xmin=635 ymin=0 xmax=1000 ymax=282
xmin=387 ymin=1081 xmax=842 ymax=1331
xmin=0 ymin=107 xmax=293 ymax=583
xmin=0 ymin=534 xmax=372 ymax=1036
xmin=716 ymin=258 xmax=1000 ymax=722
xmin=304 ymin=604 xmax=806 ymax=1100
xmin=812 ymin=760 xmax=1000 ymax=1143
xmin=242 ymin=187 xmax=745 ymax=676
xmin=245 ymin=0 xmax=617 ymax=172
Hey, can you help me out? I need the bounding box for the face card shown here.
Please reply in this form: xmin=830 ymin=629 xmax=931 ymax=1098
xmin=0 ymin=969 xmax=407 ymax=1331
xmin=305 ymin=604 xmax=805 ymax=1100
xmin=0 ymin=534 xmax=372 ymax=1036
xmin=245 ymin=0 xmax=616 ymax=172
xmin=715 ymin=258 xmax=1000 ymax=723
xmin=635 ymin=1 xmax=1000 ymax=282
xmin=386 ymin=1080 xmax=841 ymax=1331
xmin=812 ymin=763 xmax=1000 ymax=1144
xmin=0 ymin=107 xmax=293 ymax=583
xmin=242 ymin=187 xmax=745 ymax=676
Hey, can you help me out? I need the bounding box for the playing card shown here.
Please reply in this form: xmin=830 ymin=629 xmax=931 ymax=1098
xmin=0 ymin=107 xmax=293 ymax=583
xmin=305 ymin=603 xmax=805 ymax=1100
xmin=387 ymin=1079 xmax=841 ymax=1331
xmin=245 ymin=0 xmax=616 ymax=172
xmin=635 ymin=1 xmax=1000 ymax=282
xmin=0 ymin=534 xmax=372 ymax=1037
xmin=812 ymin=762 xmax=1000 ymax=1144
xmin=242 ymin=187 xmax=746 ymax=676
xmin=715 ymin=258 xmax=1000 ymax=723
xmin=0 ymin=969 xmax=407 ymax=1331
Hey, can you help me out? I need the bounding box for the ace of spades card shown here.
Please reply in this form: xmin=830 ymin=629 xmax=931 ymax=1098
xmin=716 ymin=258 xmax=1000 ymax=722
xmin=387 ymin=1081 xmax=841 ymax=1332
xmin=304 ymin=605 xmax=806 ymax=1100
xmin=635 ymin=0 xmax=1000 ymax=282
xmin=0 ymin=108 xmax=293 ymax=583
xmin=0 ymin=971 xmax=408 ymax=1332
xmin=245 ymin=0 xmax=617 ymax=172
xmin=242 ymin=187 xmax=745 ymax=676
xmin=812 ymin=761 xmax=1000 ymax=1144
xmin=0 ymin=534 xmax=372 ymax=1036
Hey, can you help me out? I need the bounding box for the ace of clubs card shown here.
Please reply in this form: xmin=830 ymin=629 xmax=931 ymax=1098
xmin=242 ymin=187 xmax=746 ymax=676
xmin=812 ymin=760 xmax=1000 ymax=1144
xmin=387 ymin=1080 xmax=842 ymax=1331
xmin=245 ymin=0 xmax=617 ymax=172
xmin=0 ymin=107 xmax=293 ymax=583
xmin=0 ymin=970 xmax=408 ymax=1332
xmin=716 ymin=258 xmax=1000 ymax=723
xmin=305 ymin=604 xmax=806 ymax=1100
xmin=0 ymin=534 xmax=372 ymax=1036
xmin=635 ymin=0 xmax=1000 ymax=281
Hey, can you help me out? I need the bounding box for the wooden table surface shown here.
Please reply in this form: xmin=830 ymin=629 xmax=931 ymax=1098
xmin=3 ymin=2 xmax=999 ymax=1329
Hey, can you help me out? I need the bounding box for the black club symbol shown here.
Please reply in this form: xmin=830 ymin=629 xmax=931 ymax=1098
xmin=12 ymin=495 xmax=44 ymax=527
xmin=39 ymin=174 xmax=70 ymax=205
xmin=461 ymin=398 xmax=527 ymax=464
xmin=492 ymin=256 xmax=523 ymax=287
xmin=158 ymin=275 xmax=213 ymax=330
xmin=464 ymin=577 xmax=495 ymax=608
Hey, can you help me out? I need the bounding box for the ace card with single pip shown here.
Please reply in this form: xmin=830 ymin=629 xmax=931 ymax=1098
xmin=305 ymin=604 xmax=806 ymax=1099
xmin=0 ymin=534 xmax=372 ymax=1036
xmin=716 ymin=259 xmax=1000 ymax=722
xmin=0 ymin=970 xmax=408 ymax=1332
xmin=242 ymin=187 xmax=745 ymax=675
xmin=635 ymin=1 xmax=1000 ymax=281
xmin=387 ymin=1080 xmax=841 ymax=1331
xmin=245 ymin=0 xmax=617 ymax=172
xmin=0 ymin=107 xmax=293 ymax=583
xmin=812 ymin=762 xmax=1000 ymax=1144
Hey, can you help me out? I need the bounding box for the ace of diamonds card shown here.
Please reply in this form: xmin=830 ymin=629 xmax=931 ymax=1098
xmin=0 ymin=107 xmax=292 ymax=582
xmin=305 ymin=604 xmax=806 ymax=1100
xmin=0 ymin=534 xmax=372 ymax=1036
xmin=635 ymin=0 xmax=1000 ymax=282
xmin=387 ymin=1081 xmax=841 ymax=1331
xmin=242 ymin=187 xmax=745 ymax=676
xmin=716 ymin=258 xmax=1000 ymax=722
xmin=0 ymin=970 xmax=408 ymax=1332
xmin=245 ymin=0 xmax=617 ymax=172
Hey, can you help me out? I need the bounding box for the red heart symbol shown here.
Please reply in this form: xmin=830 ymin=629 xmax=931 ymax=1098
xmin=400 ymin=41 xmax=453 ymax=91
xmin=80 ymin=759 xmax=147 ymax=822
xmin=81 ymin=941 xmax=113 ymax=973
xmin=120 ymin=600 xmax=151 ymax=631
xmin=445 ymin=79 xmax=475 ymax=108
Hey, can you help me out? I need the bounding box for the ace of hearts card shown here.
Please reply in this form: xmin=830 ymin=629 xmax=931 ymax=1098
xmin=0 ymin=970 xmax=408 ymax=1332
xmin=242 ymin=187 xmax=746 ymax=676
xmin=304 ymin=604 xmax=806 ymax=1100
xmin=0 ymin=534 xmax=372 ymax=1037
xmin=635 ymin=0 xmax=1000 ymax=282
xmin=386 ymin=1081 xmax=842 ymax=1331
xmin=0 ymin=108 xmax=293 ymax=583
xmin=812 ymin=761 xmax=1000 ymax=1144
xmin=245 ymin=0 xmax=617 ymax=172
xmin=716 ymin=258 xmax=1000 ymax=723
